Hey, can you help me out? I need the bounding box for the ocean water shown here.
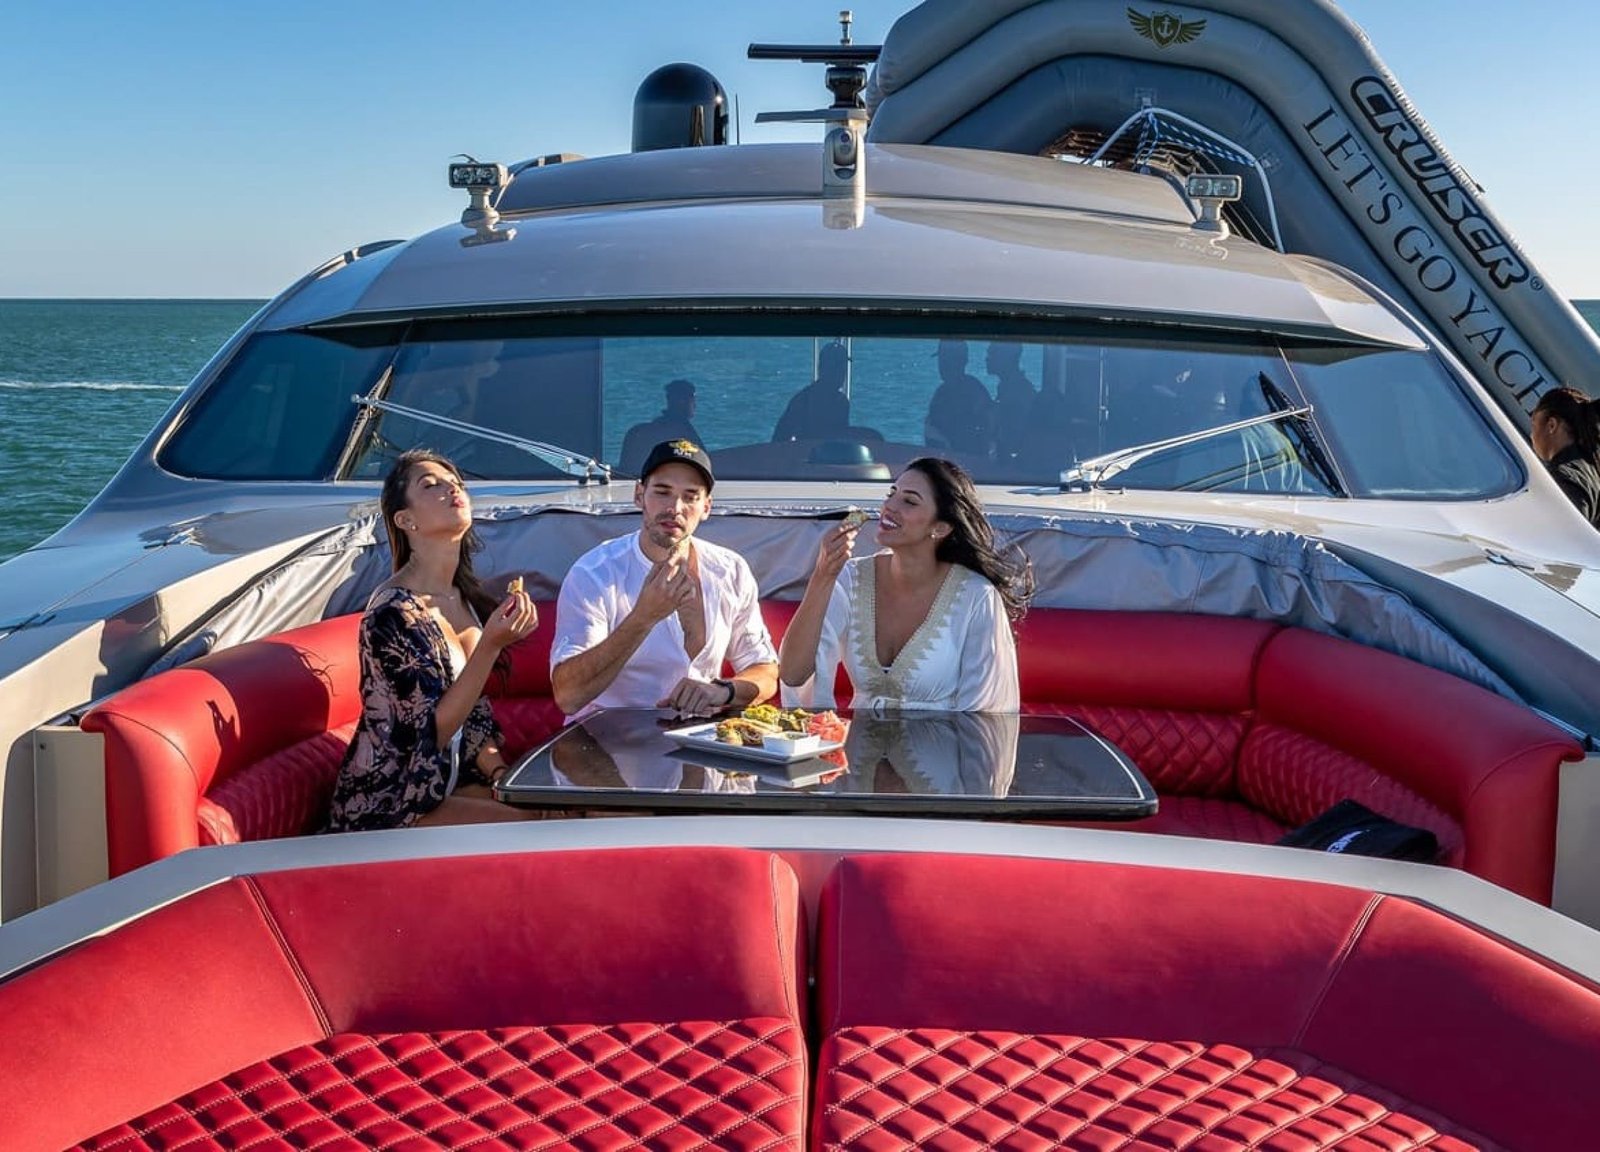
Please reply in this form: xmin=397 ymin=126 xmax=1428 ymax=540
xmin=1 ymin=300 xmax=263 ymax=560
xmin=4 ymin=298 xmax=1600 ymax=563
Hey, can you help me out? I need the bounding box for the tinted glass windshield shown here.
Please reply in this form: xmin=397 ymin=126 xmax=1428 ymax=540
xmin=161 ymin=319 xmax=1518 ymax=498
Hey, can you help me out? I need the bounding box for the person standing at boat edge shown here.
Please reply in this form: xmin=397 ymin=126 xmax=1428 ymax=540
xmin=1531 ymin=386 xmax=1600 ymax=527
xmin=551 ymin=439 xmax=779 ymax=721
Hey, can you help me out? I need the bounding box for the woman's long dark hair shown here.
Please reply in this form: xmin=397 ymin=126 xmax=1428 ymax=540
xmin=1534 ymin=387 xmax=1600 ymax=465
xmin=380 ymin=449 xmax=500 ymax=621
xmin=906 ymin=457 xmax=1033 ymax=620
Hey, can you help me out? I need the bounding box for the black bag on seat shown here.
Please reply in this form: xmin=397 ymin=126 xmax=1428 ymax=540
xmin=1276 ymin=799 xmax=1440 ymax=863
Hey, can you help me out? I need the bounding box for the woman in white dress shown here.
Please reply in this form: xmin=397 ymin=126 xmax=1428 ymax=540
xmin=779 ymin=457 xmax=1031 ymax=712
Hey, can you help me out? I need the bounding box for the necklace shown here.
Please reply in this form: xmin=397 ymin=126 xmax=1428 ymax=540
xmin=397 ymin=560 xmax=459 ymax=601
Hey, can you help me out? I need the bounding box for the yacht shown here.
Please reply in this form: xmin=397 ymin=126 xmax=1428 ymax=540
xmin=4 ymin=3 xmax=1600 ymax=1146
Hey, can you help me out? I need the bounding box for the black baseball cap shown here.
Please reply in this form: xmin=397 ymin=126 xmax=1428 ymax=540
xmin=639 ymin=438 xmax=715 ymax=490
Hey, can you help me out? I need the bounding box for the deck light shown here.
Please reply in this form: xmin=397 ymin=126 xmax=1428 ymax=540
xmin=1186 ymin=172 xmax=1243 ymax=236
xmin=448 ymin=158 xmax=510 ymax=228
xmin=448 ymin=162 xmax=509 ymax=190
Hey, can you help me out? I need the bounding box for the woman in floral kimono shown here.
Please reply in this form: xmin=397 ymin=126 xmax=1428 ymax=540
xmin=328 ymin=450 xmax=538 ymax=831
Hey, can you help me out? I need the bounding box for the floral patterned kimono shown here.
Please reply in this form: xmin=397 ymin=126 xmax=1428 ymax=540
xmin=327 ymin=587 xmax=500 ymax=831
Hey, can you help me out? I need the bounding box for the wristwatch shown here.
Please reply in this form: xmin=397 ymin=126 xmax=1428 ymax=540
xmin=713 ymin=678 xmax=737 ymax=707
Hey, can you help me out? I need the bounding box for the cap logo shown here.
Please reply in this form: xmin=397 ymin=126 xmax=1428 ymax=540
xmin=671 ymin=440 xmax=700 ymax=455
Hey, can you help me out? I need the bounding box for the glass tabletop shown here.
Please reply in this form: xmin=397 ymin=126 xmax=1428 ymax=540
xmin=495 ymin=708 xmax=1156 ymax=819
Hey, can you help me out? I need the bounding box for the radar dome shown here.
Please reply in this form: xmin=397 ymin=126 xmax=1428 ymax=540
xmin=632 ymin=63 xmax=728 ymax=152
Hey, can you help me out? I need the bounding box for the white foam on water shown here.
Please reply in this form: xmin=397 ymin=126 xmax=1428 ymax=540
xmin=0 ymin=379 xmax=183 ymax=393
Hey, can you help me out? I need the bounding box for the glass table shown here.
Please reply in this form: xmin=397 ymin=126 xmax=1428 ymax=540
xmin=495 ymin=708 xmax=1156 ymax=819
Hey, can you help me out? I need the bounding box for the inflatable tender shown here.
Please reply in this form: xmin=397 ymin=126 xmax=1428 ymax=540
xmin=865 ymin=0 xmax=1600 ymax=426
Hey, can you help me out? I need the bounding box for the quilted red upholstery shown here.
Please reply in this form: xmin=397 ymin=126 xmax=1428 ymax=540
xmin=1251 ymin=629 xmax=1578 ymax=902
xmin=814 ymin=853 xmax=1600 ymax=1151
xmin=81 ymin=600 xmax=1582 ymax=904
xmin=201 ymin=723 xmax=356 ymax=844
xmin=1240 ymin=723 xmax=1465 ymax=865
xmin=1027 ymin=702 xmax=1246 ymax=795
xmin=81 ymin=606 xmax=567 ymax=874
xmin=78 ymin=1023 xmax=804 ymax=1152
xmin=82 ymin=614 xmax=364 ymax=876
xmin=820 ymin=1029 xmax=1483 ymax=1150
xmin=0 ymin=846 xmax=806 ymax=1152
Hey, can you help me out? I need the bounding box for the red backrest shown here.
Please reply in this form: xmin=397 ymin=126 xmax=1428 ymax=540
xmin=1245 ymin=628 xmax=1582 ymax=904
xmin=82 ymin=614 xmax=364 ymax=876
xmin=488 ymin=599 xmax=559 ymax=699
xmin=1016 ymin=610 xmax=1278 ymax=794
xmin=758 ymin=599 xmax=854 ymax=702
xmin=815 ymin=852 xmax=1600 ymax=1150
xmin=486 ymin=600 xmax=566 ymax=760
xmin=0 ymin=846 xmax=806 ymax=1152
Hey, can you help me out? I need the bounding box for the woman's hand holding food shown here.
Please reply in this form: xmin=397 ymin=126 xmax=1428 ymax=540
xmin=811 ymin=521 xmax=859 ymax=587
xmin=484 ymin=587 xmax=537 ymax=651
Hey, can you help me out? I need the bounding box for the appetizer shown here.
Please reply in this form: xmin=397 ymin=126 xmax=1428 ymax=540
xmin=842 ymin=508 xmax=871 ymax=529
xmin=711 ymin=706 xmax=848 ymax=746
xmin=507 ymin=575 xmax=524 ymax=595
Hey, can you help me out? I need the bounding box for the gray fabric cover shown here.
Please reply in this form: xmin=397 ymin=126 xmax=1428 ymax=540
xmin=151 ymin=504 xmax=1514 ymax=701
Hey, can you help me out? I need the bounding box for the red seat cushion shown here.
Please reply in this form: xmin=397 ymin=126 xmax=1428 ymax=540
xmin=1116 ymin=793 xmax=1289 ymax=843
xmin=1 ymin=846 xmax=807 ymax=1152
xmin=814 ymin=852 xmax=1600 ymax=1151
xmin=77 ymin=1022 xmax=804 ymax=1151
xmin=1252 ymin=628 xmax=1580 ymax=902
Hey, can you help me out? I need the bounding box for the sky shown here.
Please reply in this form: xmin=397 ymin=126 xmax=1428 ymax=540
xmin=3 ymin=0 xmax=1597 ymax=298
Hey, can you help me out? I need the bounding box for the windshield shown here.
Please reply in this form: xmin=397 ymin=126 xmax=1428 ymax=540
xmin=160 ymin=318 xmax=1519 ymax=499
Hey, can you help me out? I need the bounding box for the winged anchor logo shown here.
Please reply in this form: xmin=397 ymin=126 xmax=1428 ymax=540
xmin=1127 ymin=7 xmax=1207 ymax=48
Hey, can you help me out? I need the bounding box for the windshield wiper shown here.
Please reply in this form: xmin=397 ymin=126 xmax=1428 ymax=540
xmin=1256 ymin=372 xmax=1346 ymax=497
xmin=1060 ymin=405 xmax=1317 ymax=491
xmin=348 ymin=395 xmax=612 ymax=485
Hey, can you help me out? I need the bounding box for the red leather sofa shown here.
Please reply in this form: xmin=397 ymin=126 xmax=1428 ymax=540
xmin=3 ymin=846 xmax=1597 ymax=1151
xmin=814 ymin=851 xmax=1600 ymax=1150
xmin=81 ymin=603 xmax=1581 ymax=902
xmin=0 ymin=846 xmax=806 ymax=1152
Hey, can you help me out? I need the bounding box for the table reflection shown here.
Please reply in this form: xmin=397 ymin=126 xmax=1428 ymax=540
xmin=833 ymin=711 xmax=1018 ymax=796
xmin=549 ymin=709 xmax=757 ymax=793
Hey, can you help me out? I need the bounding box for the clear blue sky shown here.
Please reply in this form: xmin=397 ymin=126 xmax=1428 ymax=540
xmin=3 ymin=1 xmax=1595 ymax=298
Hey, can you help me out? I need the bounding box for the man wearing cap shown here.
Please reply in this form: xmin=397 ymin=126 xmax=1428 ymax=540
xmin=551 ymin=439 xmax=779 ymax=721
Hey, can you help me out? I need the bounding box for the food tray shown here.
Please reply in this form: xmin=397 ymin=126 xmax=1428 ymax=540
xmin=665 ymin=722 xmax=844 ymax=764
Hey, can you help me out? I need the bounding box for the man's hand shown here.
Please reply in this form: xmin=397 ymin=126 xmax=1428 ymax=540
xmin=658 ymin=676 xmax=732 ymax=717
xmin=634 ymin=548 xmax=695 ymax=625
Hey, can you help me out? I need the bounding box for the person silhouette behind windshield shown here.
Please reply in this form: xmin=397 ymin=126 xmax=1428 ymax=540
xmin=621 ymin=379 xmax=706 ymax=476
xmin=924 ymin=340 xmax=995 ymax=455
xmin=986 ymin=342 xmax=1035 ymax=461
xmin=773 ymin=341 xmax=851 ymax=443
